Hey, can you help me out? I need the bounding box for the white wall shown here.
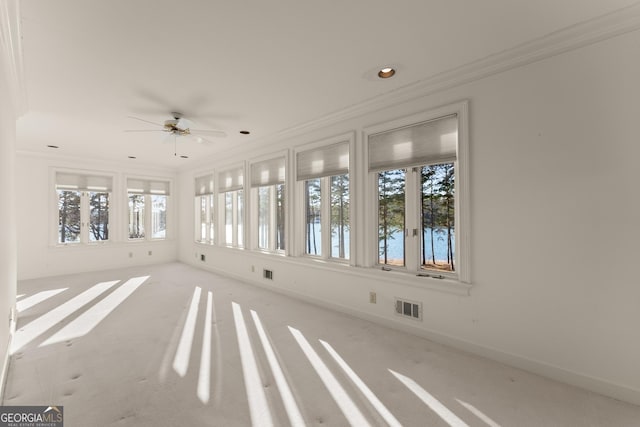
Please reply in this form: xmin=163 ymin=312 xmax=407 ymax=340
xmin=0 ymin=7 xmax=18 ymax=395
xmin=0 ymin=67 xmax=16 ymax=400
xmin=178 ymin=29 xmax=640 ymax=404
xmin=15 ymin=154 xmax=179 ymax=280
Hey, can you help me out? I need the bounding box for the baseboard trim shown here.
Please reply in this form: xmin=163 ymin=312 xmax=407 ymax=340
xmin=0 ymin=314 xmax=15 ymax=404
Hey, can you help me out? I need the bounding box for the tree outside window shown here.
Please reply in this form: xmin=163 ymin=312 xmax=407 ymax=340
xmin=56 ymin=172 xmax=112 ymax=245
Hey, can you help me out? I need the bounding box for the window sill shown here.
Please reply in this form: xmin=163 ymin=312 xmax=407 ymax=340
xmin=372 ymin=266 xmax=471 ymax=296
xmin=284 ymin=256 xmax=472 ymax=296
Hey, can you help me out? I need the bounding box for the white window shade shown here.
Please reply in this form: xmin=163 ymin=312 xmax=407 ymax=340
xmin=56 ymin=172 xmax=113 ymax=192
xmin=218 ymin=167 xmax=244 ymax=192
xmin=195 ymin=174 xmax=214 ymax=196
xmin=127 ymin=178 xmax=171 ymax=195
xmin=297 ymin=141 xmax=349 ymax=181
xmin=368 ymin=114 xmax=458 ymax=172
xmin=251 ymin=157 xmax=285 ymax=187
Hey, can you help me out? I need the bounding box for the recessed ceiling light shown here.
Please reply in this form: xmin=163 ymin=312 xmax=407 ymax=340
xmin=128 ymin=156 xmax=136 ymax=159
xmin=46 ymin=145 xmax=59 ymax=149
xmin=378 ymin=67 xmax=396 ymax=79
xmin=239 ymin=130 xmax=250 ymax=135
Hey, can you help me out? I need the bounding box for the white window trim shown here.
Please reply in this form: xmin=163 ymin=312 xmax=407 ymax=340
xmin=362 ymin=100 xmax=470 ymax=284
xmin=248 ymin=150 xmax=288 ymax=254
xmin=216 ymin=161 xmax=246 ymax=249
xmin=194 ymin=171 xmax=216 ymax=245
xmin=125 ymin=175 xmax=173 ymax=242
xmin=50 ymin=167 xmax=117 ymax=247
xmin=293 ymin=132 xmax=355 ymax=263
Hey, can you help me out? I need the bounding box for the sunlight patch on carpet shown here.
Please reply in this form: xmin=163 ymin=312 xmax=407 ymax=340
xmin=16 ymin=288 xmax=68 ymax=312
xmin=40 ymin=276 xmax=149 ymax=346
xmin=197 ymin=291 xmax=213 ymax=404
xmin=456 ymin=399 xmax=502 ymax=427
xmin=251 ymin=310 xmax=305 ymax=427
xmin=12 ymin=281 xmax=119 ymax=353
xmin=320 ymin=339 xmax=401 ymax=427
xmin=173 ymin=286 xmax=202 ymax=377
xmin=289 ymin=326 xmax=371 ymax=427
xmin=233 ymin=302 xmax=273 ymax=427
xmin=390 ymin=369 xmax=469 ymax=427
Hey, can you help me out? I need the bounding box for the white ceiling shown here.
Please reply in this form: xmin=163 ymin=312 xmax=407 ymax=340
xmin=15 ymin=0 xmax=639 ymax=169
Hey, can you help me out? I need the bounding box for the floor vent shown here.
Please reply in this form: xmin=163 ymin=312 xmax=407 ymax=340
xmin=395 ymin=298 xmax=422 ymax=321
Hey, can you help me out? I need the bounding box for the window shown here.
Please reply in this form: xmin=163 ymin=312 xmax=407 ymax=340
xmin=218 ymin=166 xmax=244 ymax=248
xmin=55 ymin=172 xmax=112 ymax=244
xmin=297 ymin=140 xmax=350 ymax=260
xmin=251 ymin=156 xmax=285 ymax=252
xmin=368 ymin=104 xmax=469 ymax=281
xmin=195 ymin=174 xmax=215 ymax=244
xmin=127 ymin=178 xmax=170 ymax=240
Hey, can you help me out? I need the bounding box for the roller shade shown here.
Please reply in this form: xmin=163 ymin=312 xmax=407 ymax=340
xmin=251 ymin=157 xmax=285 ymax=187
xmin=218 ymin=166 xmax=244 ymax=192
xmin=56 ymin=172 xmax=112 ymax=192
xmin=368 ymin=114 xmax=458 ymax=172
xmin=296 ymin=141 xmax=349 ymax=181
xmin=127 ymin=178 xmax=171 ymax=195
xmin=195 ymin=174 xmax=214 ymax=196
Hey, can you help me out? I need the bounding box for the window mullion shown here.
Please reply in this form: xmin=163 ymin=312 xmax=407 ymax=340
xmin=232 ymin=192 xmax=238 ymax=247
xmin=405 ymin=168 xmax=420 ymax=271
xmin=145 ymin=195 xmax=152 ymax=241
xmin=212 ymin=194 xmax=219 ymax=245
xmin=321 ymin=176 xmax=331 ymax=260
xmin=269 ymin=185 xmax=277 ymax=252
xmin=81 ymin=191 xmax=89 ymax=243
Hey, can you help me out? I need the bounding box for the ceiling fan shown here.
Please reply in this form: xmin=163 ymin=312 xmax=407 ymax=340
xmin=125 ymin=112 xmax=227 ymax=144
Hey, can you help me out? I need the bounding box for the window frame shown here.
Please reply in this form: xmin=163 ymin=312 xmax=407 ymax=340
xmin=249 ymin=152 xmax=287 ymax=254
xmin=52 ymin=169 xmax=115 ymax=246
xmin=126 ymin=176 xmax=171 ymax=242
xmin=194 ymin=173 xmax=215 ymax=245
xmin=217 ymin=163 xmax=245 ymax=249
xmin=363 ymin=101 xmax=470 ymax=283
xmin=294 ymin=132 xmax=355 ymax=264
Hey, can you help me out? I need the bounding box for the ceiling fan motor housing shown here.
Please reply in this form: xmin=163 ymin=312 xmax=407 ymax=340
xmin=164 ymin=118 xmax=190 ymax=135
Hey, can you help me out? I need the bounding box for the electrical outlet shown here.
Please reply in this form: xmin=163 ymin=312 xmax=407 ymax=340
xmin=369 ymin=291 xmax=377 ymax=304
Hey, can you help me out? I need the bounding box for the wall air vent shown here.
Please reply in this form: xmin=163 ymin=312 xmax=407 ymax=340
xmin=395 ymin=298 xmax=422 ymax=321
xmin=263 ymin=269 xmax=273 ymax=280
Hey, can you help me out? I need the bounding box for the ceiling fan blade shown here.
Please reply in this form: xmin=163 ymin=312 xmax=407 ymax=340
xmin=127 ymin=116 xmax=164 ymax=127
xmin=191 ymin=129 xmax=227 ymax=137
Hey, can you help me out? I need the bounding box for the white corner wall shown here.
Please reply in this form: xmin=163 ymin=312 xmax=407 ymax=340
xmin=0 ymin=32 xmax=17 ymax=397
xmin=15 ymin=155 xmax=179 ymax=280
xmin=178 ymin=29 xmax=640 ymax=404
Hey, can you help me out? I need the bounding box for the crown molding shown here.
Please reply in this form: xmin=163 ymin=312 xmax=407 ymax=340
xmin=251 ymin=2 xmax=640 ymax=147
xmin=0 ymin=0 xmax=27 ymax=116
xmin=180 ymin=2 xmax=640 ymax=173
